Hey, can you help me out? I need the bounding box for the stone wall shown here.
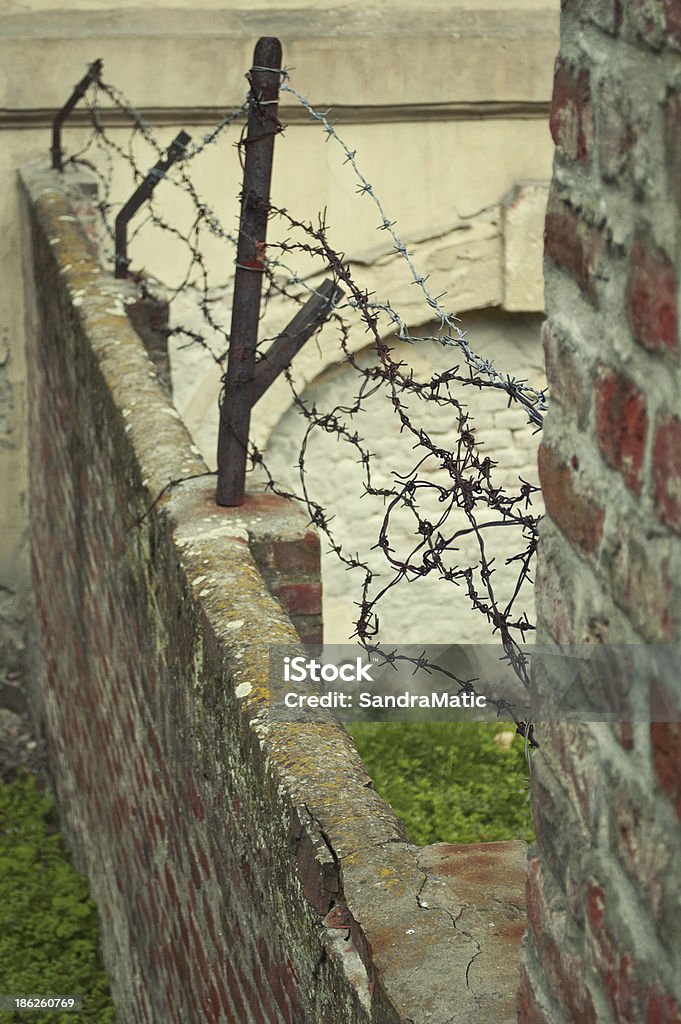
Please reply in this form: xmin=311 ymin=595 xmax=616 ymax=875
xmin=21 ymin=162 xmax=528 ymax=1024
xmin=521 ymin=4 xmax=681 ymax=1022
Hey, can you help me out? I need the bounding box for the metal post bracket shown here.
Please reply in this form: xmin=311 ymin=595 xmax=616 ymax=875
xmin=114 ymin=130 xmax=192 ymax=279
xmin=251 ymin=279 xmax=344 ymax=405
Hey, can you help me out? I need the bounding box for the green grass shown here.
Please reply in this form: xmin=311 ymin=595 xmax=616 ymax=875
xmin=349 ymin=721 xmax=535 ymax=845
xmin=0 ymin=729 xmax=530 ymax=1024
xmin=0 ymin=772 xmax=116 ymax=1024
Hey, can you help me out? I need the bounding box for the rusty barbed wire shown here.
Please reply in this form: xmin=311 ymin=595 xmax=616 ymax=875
xmin=61 ymin=63 xmax=544 ymax=746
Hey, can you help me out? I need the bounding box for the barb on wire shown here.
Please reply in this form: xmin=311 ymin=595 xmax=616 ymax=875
xmin=59 ymin=58 xmax=545 ymax=747
xmin=52 ymin=58 xmax=103 ymax=171
xmin=217 ymin=36 xmax=283 ymax=507
xmin=115 ymin=130 xmax=192 ymax=279
xmin=279 ymin=74 xmax=547 ymax=427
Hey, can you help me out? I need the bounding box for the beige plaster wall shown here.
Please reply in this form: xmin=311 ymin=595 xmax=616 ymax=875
xmin=6 ymin=0 xmax=557 ymax=9
xmin=1 ymin=2 xmax=558 ymax=679
xmin=258 ymin=310 xmax=546 ymax=645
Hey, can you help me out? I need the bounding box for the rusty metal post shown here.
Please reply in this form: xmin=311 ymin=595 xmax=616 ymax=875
xmin=250 ymin=280 xmax=344 ymax=405
xmin=216 ymin=37 xmax=282 ymax=506
xmin=114 ymin=130 xmax=191 ymax=279
xmin=51 ymin=59 xmax=103 ymax=171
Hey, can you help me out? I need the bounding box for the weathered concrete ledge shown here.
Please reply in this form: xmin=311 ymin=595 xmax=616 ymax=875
xmin=21 ymin=159 xmax=527 ymax=1024
xmin=2 ymin=7 xmax=558 ymax=111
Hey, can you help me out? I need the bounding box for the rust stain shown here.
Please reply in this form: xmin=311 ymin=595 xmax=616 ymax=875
xmin=324 ymin=904 xmax=353 ymax=929
xmin=492 ymin=918 xmax=527 ymax=944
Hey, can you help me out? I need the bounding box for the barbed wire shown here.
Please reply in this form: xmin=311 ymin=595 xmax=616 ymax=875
xmin=279 ymin=73 xmax=547 ymax=427
xmin=61 ymin=61 xmax=543 ymax=746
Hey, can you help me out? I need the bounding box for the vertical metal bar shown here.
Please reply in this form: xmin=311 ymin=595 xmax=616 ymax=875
xmin=216 ymin=36 xmax=282 ymax=506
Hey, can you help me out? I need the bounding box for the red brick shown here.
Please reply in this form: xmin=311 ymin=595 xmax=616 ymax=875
xmin=545 ymin=197 xmax=605 ymax=303
xmin=272 ymin=581 xmax=322 ymax=616
xmin=545 ymin=942 xmax=598 ymax=1024
xmin=133 ymin=756 xmax=148 ymax=796
xmin=543 ymin=723 xmax=602 ymax=836
xmin=550 ymin=59 xmax=594 ymax=162
xmin=542 ymin=321 xmax=590 ymax=429
xmin=650 ymin=682 xmax=681 ymax=820
xmin=538 ymin=444 xmax=604 ymax=554
xmin=251 ymin=962 xmax=281 ymax=1024
xmin=147 ymin=722 xmax=163 ymax=763
xmin=239 ymin=960 xmax=277 ymax=1024
xmin=200 ymin=893 xmax=217 ymax=947
xmin=270 ymin=532 xmax=320 ymax=574
xmin=586 ymin=895 xmax=639 ymax=1022
xmin=164 ymin=862 xmax=178 ymax=904
xmin=611 ymin=0 xmax=624 ymax=32
xmin=634 ymin=0 xmax=681 ymax=48
xmin=602 ymin=952 xmax=638 ymax=1024
xmin=185 ymin=772 xmax=205 ymax=822
xmin=612 ymin=795 xmax=666 ymax=917
xmin=265 ymin=958 xmax=302 ymax=1024
xmin=517 ymin=963 xmax=552 ymax=1024
xmin=200 ymin=980 xmax=222 ymax=1024
xmin=188 ymin=846 xmax=202 ymax=890
xmin=196 ymin=842 xmax=212 ymax=882
xmin=595 ymin=369 xmax=648 ymax=492
xmin=585 ymin=882 xmax=606 ymax=929
xmin=666 ymin=0 xmax=681 ymax=46
xmin=294 ymin=627 xmax=323 ymax=651
xmin=188 ymin=915 xmax=209 ymax=979
xmin=628 ymin=238 xmax=678 ymax=355
xmin=150 ymin=807 xmax=167 ymax=843
xmin=616 ymin=722 xmax=635 ymax=751
xmin=213 ymin=968 xmax=236 ymax=1020
xmin=221 ymin=957 xmax=248 ymax=1022
xmin=610 ymin=527 xmax=672 ymax=641
xmin=652 ymin=414 xmax=681 ymax=533
xmin=525 ymin=857 xmax=550 ymax=941
xmin=646 ymin=985 xmax=681 ymax=1024
xmin=170 ymin=940 xmax=192 ymax=989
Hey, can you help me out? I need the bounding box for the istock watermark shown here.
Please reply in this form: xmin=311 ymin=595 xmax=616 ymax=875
xmin=283 ymin=655 xmax=375 ymax=684
xmin=268 ymin=643 xmax=681 ymax=725
xmin=269 ymin=645 xmax=504 ymax=723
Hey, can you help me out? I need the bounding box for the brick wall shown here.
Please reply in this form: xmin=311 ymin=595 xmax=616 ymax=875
xmin=20 ymin=161 xmax=529 ymax=1024
xmin=522 ymin=4 xmax=681 ymax=1022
